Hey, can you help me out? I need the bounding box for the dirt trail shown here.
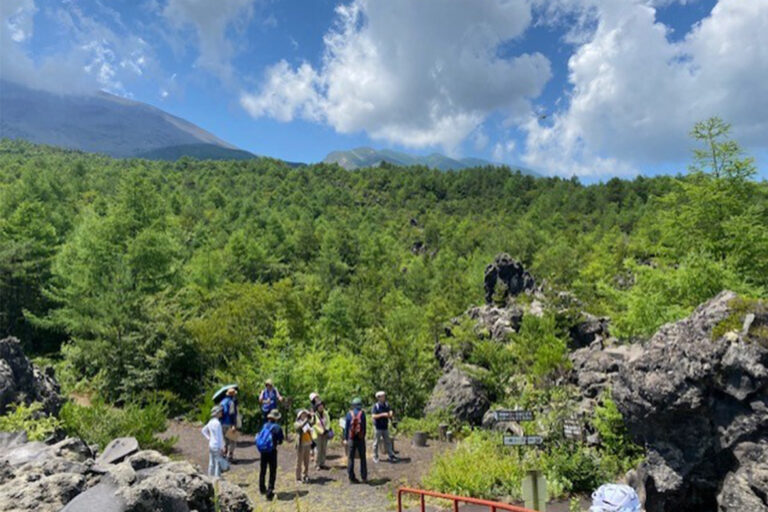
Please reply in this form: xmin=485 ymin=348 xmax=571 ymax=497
xmin=165 ymin=420 xmax=448 ymax=512
xmin=165 ymin=421 xmax=586 ymax=512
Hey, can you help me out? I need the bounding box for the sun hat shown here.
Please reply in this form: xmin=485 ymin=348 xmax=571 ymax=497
xmin=350 ymin=397 xmax=363 ymax=407
xmin=309 ymin=392 xmax=319 ymax=402
xmin=375 ymin=391 xmax=386 ymax=398
xmin=226 ymin=387 xmax=237 ymax=396
xmin=210 ymin=405 xmax=222 ymax=417
xmin=296 ymin=409 xmax=310 ymax=420
xmin=265 ymin=379 xmax=274 ymax=386
xmin=267 ymin=409 xmax=282 ymax=421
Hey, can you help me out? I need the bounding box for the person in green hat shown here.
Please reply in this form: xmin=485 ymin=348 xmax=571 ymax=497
xmin=343 ymin=397 xmax=367 ymax=483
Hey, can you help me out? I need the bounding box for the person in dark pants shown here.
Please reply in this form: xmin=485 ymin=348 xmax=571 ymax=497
xmin=343 ymin=397 xmax=367 ymax=483
xmin=258 ymin=409 xmax=284 ymax=500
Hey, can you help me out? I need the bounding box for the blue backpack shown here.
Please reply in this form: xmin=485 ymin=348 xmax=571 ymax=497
xmin=256 ymin=423 xmax=275 ymax=453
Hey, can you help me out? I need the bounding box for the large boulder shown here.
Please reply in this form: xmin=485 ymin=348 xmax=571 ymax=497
xmin=0 ymin=337 xmax=62 ymax=415
xmin=610 ymin=291 xmax=768 ymax=512
xmin=426 ymin=365 xmax=490 ymax=425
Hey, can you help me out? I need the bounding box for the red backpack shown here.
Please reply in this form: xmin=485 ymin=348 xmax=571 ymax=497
xmin=348 ymin=410 xmax=364 ymax=440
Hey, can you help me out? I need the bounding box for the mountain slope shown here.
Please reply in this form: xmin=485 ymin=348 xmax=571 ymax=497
xmin=0 ymin=80 xmax=251 ymax=160
xmin=323 ymin=147 xmax=538 ymax=175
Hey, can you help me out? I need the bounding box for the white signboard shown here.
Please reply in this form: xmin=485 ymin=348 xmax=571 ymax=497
xmin=503 ymin=435 xmax=543 ymax=446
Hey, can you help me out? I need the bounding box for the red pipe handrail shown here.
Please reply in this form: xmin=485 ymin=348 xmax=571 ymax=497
xmin=397 ymin=487 xmax=537 ymax=512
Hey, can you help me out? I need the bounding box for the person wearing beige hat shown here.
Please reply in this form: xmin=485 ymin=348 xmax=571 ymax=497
xmin=257 ymin=409 xmax=284 ymax=501
xmin=220 ymin=387 xmax=238 ymax=462
xmin=312 ymin=401 xmax=332 ymax=469
xmin=294 ymin=409 xmax=314 ymax=482
xmin=259 ymin=379 xmax=284 ymax=427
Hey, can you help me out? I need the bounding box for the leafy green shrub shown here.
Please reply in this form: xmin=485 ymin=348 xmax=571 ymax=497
xmin=593 ymin=394 xmax=644 ymax=476
xmin=0 ymin=402 xmax=61 ymax=441
xmin=60 ymin=397 xmax=176 ymax=453
xmin=423 ymin=431 xmax=526 ymax=499
xmin=543 ymin=445 xmax=603 ymax=494
xmin=397 ymin=410 xmax=458 ymax=438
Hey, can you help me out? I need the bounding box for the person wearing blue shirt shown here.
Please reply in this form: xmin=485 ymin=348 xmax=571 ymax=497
xmin=343 ymin=397 xmax=368 ymax=483
xmin=371 ymin=390 xmax=398 ymax=463
xmin=259 ymin=379 xmax=284 ymax=426
xmin=219 ymin=388 xmax=238 ymax=462
xmin=259 ymin=409 xmax=284 ymax=501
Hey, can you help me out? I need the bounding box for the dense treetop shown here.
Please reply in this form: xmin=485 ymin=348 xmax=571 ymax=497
xmin=0 ymin=122 xmax=765 ymax=421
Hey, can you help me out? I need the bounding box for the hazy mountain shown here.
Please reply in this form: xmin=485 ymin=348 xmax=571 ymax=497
xmin=323 ymin=147 xmax=538 ymax=175
xmin=0 ymin=80 xmax=254 ymax=160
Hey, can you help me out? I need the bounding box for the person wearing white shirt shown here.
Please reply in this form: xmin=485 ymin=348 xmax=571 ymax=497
xmin=202 ymin=405 xmax=226 ymax=477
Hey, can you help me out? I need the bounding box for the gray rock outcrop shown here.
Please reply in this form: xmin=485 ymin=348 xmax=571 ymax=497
xmin=425 ymin=365 xmax=490 ymax=425
xmin=0 ymin=435 xmax=252 ymax=512
xmin=483 ymin=253 xmax=535 ymax=304
xmin=0 ymin=337 xmax=62 ymax=415
xmin=604 ymin=291 xmax=768 ymax=512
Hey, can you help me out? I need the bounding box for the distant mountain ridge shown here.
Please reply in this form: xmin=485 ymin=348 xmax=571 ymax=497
xmin=0 ymin=80 xmax=255 ymax=161
xmin=323 ymin=147 xmax=538 ymax=175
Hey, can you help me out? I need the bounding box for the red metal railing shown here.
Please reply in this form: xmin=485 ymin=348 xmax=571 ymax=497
xmin=397 ymin=487 xmax=537 ymax=512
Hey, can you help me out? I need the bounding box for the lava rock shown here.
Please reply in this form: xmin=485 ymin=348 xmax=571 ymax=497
xmin=0 ymin=435 xmax=253 ymax=512
xmin=466 ymin=304 xmax=524 ymax=341
xmin=426 ymin=365 xmax=490 ymax=425
xmin=97 ymin=437 xmax=140 ymax=465
xmin=217 ymin=480 xmax=252 ymax=512
xmin=483 ymin=253 xmax=535 ymax=304
xmin=569 ymin=313 xmax=611 ymax=349
xmin=0 ymin=337 xmax=62 ymax=415
xmin=611 ymin=291 xmax=768 ymax=512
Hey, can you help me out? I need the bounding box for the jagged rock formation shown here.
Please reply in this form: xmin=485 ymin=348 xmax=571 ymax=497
xmin=0 ymin=434 xmax=252 ymax=512
xmin=0 ymin=337 xmax=62 ymax=415
xmin=574 ymin=291 xmax=768 ymax=512
xmin=483 ymin=253 xmax=534 ymax=304
xmin=425 ymin=365 xmax=490 ymax=425
xmin=0 ymin=340 xmax=251 ymax=512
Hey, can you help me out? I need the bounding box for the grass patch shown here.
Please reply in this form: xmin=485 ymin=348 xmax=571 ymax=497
xmin=60 ymin=397 xmax=176 ymax=453
xmin=0 ymin=402 xmax=61 ymax=441
xmin=711 ymin=296 xmax=768 ymax=345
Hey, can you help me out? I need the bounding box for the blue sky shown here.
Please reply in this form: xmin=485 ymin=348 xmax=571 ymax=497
xmin=3 ymin=0 xmax=767 ymax=179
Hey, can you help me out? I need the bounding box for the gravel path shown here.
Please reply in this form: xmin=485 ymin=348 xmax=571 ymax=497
xmin=164 ymin=421 xmax=587 ymax=512
xmin=165 ymin=420 xmax=447 ymax=512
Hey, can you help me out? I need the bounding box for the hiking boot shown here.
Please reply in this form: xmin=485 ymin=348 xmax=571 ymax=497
xmin=266 ymin=491 xmax=274 ymax=501
xmin=389 ymin=456 xmax=399 ymax=463
xmin=372 ymin=457 xmax=380 ymax=463
xmin=349 ymin=477 xmax=360 ymax=484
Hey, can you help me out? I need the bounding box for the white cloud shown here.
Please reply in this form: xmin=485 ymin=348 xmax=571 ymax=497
xmin=163 ymin=0 xmax=256 ymax=80
xmin=241 ymin=0 xmax=551 ymax=152
xmin=1 ymin=0 xmax=151 ymax=95
xmin=523 ymin=0 xmax=768 ymax=176
xmin=3 ymin=0 xmax=35 ymax=42
xmin=492 ymin=139 xmax=518 ymax=163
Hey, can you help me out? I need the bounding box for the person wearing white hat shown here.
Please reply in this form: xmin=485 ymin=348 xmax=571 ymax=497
xmin=372 ymin=391 xmax=398 ymax=463
xmin=201 ymin=405 xmax=226 ymax=477
xmin=294 ymin=409 xmax=314 ymax=482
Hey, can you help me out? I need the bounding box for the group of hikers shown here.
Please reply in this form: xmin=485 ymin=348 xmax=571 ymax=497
xmin=201 ymin=379 xmax=399 ymax=500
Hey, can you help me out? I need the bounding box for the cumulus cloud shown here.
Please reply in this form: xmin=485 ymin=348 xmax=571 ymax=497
xmin=241 ymin=0 xmax=551 ymax=152
xmin=162 ymin=0 xmax=256 ymax=80
xmin=522 ymin=0 xmax=768 ymax=176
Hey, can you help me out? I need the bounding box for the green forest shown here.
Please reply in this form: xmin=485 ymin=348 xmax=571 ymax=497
xmin=1 ymin=118 xmax=766 ymax=497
